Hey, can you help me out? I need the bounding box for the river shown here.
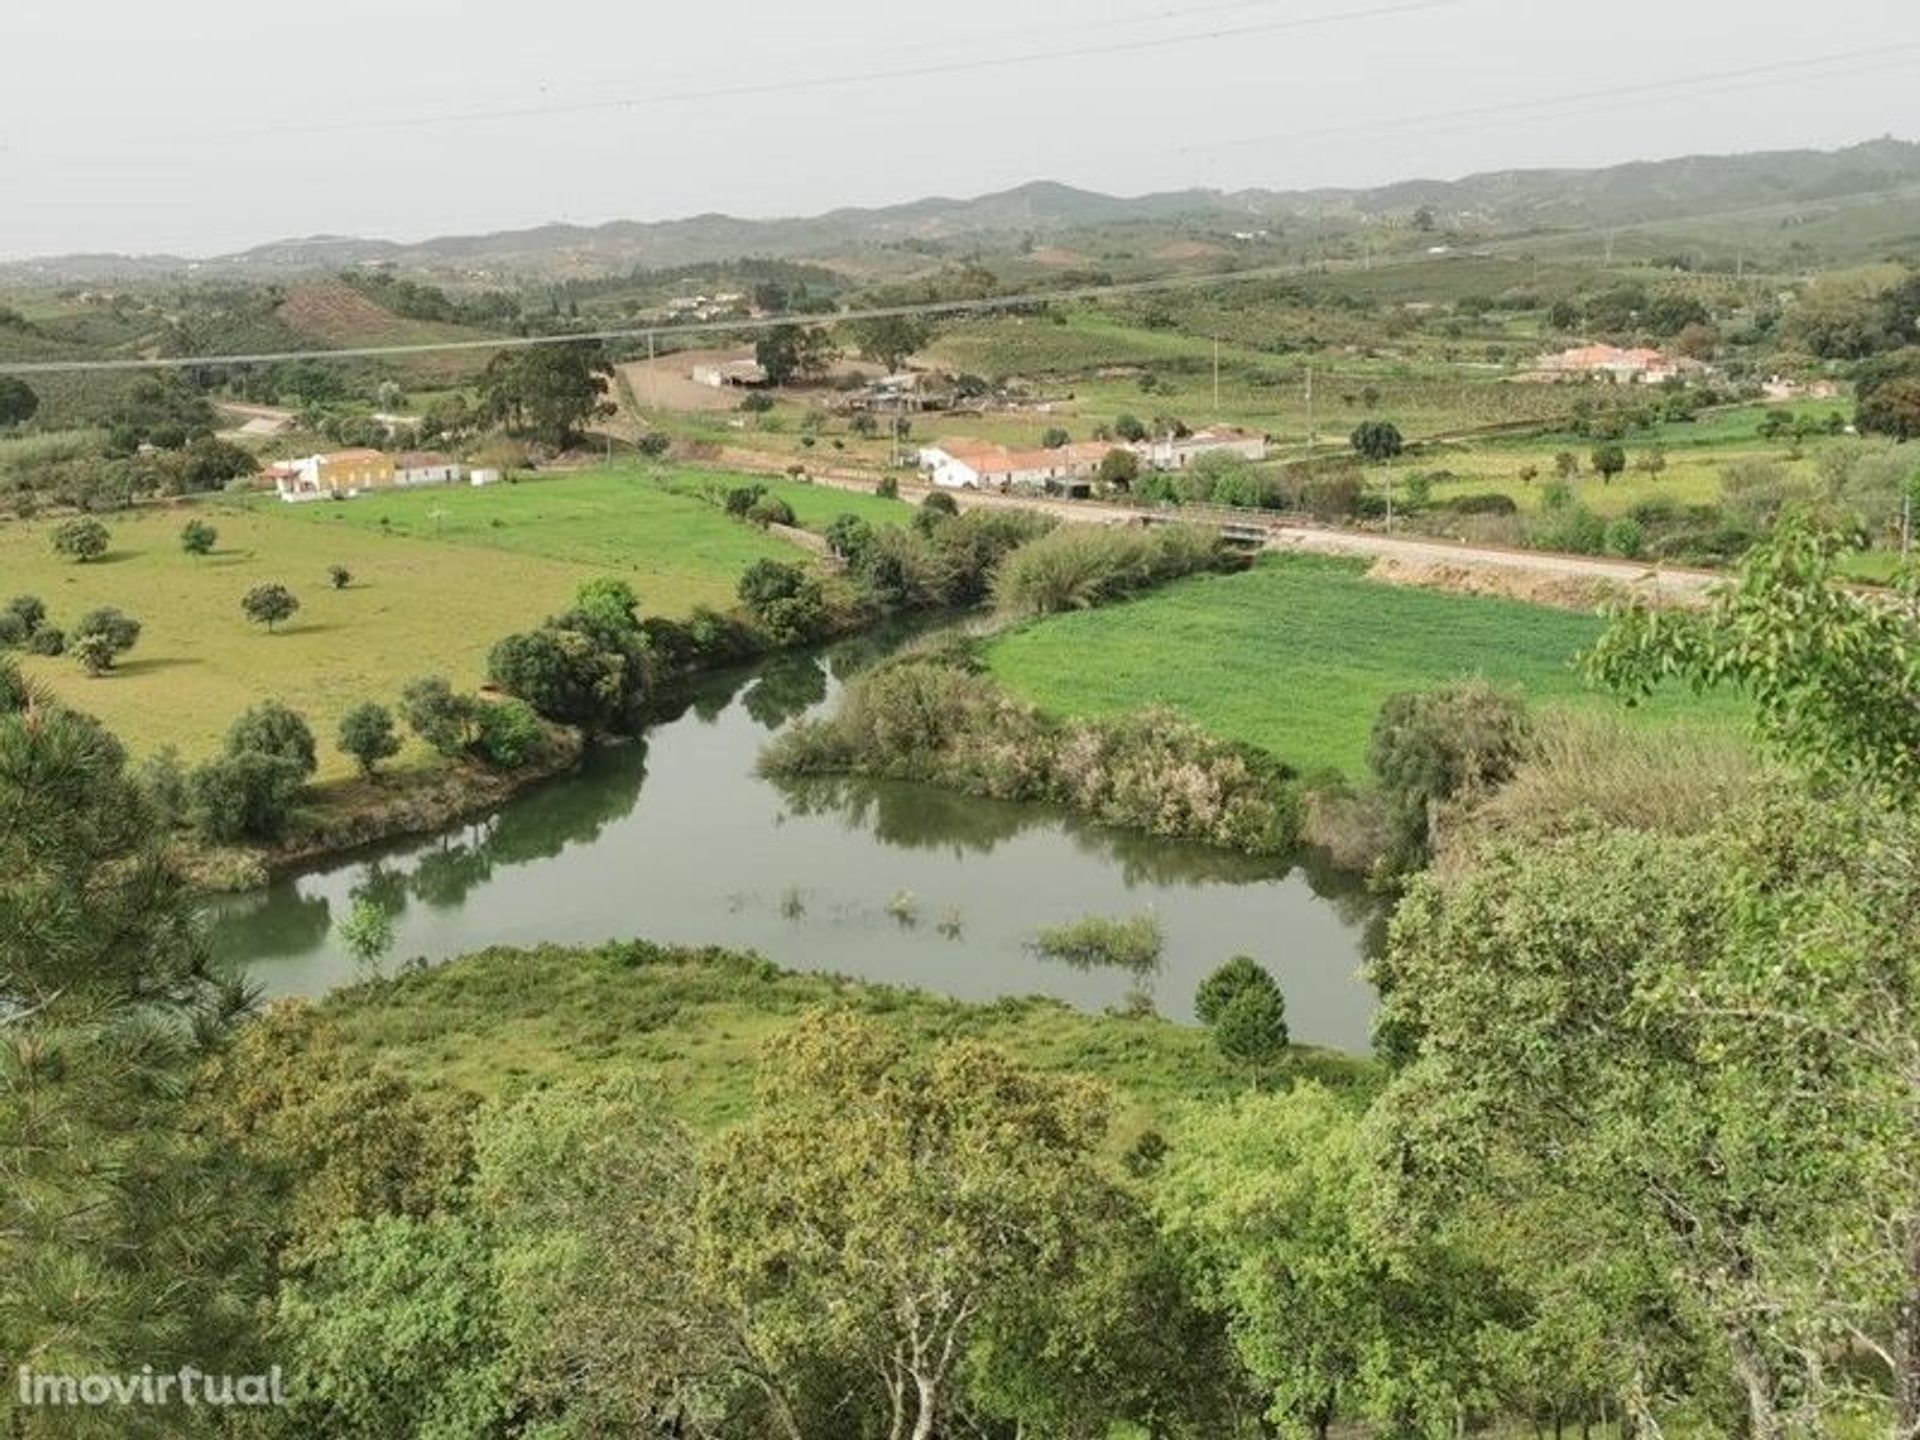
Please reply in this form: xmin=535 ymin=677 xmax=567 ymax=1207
xmin=209 ymin=627 xmax=1385 ymax=1052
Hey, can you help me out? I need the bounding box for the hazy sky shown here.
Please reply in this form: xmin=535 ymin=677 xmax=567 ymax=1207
xmin=4 ymin=0 xmax=1917 ymax=258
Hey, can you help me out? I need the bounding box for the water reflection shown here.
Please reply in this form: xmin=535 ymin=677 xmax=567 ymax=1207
xmin=214 ymin=625 xmax=1385 ymax=1051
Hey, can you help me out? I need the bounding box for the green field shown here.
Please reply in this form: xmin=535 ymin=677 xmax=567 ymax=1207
xmin=987 ymin=554 xmax=1747 ymax=777
xmin=262 ymin=466 xmax=885 ymax=575
xmin=315 ymin=942 xmax=1372 ymax=1141
xmin=3 ymin=470 xmax=861 ymax=778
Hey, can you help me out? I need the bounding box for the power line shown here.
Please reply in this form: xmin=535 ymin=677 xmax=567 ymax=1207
xmin=1178 ymin=42 xmax=1920 ymax=153
xmin=8 ymin=175 xmax=1919 ymax=379
xmin=196 ymin=0 xmax=1476 ymax=143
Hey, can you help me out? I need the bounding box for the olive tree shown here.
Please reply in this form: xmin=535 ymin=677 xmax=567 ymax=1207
xmin=242 ymin=583 xmax=301 ymax=633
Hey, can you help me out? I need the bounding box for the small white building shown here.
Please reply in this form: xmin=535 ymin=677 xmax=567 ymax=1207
xmin=394 ymin=452 xmax=463 ymax=487
xmin=1138 ymin=426 xmax=1269 ymax=471
xmin=470 ymin=468 xmax=502 ymax=488
xmin=692 ymin=359 xmax=770 ymax=389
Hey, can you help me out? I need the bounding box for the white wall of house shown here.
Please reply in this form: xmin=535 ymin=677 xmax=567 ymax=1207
xmin=396 ymin=463 xmax=462 ymax=487
xmin=920 ymin=447 xmax=985 ymax=489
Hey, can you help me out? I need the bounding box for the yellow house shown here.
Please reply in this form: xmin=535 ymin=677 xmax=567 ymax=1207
xmin=314 ymin=449 xmax=397 ymax=493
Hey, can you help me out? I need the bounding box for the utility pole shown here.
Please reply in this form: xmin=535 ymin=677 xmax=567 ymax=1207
xmin=1213 ymin=336 xmax=1221 ymax=419
xmin=1304 ymin=365 xmax=1315 ymax=452
xmin=646 ymin=330 xmax=657 ymax=412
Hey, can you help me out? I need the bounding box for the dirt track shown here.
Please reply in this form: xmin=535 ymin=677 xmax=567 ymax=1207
xmin=705 ymin=450 xmax=1721 ymax=607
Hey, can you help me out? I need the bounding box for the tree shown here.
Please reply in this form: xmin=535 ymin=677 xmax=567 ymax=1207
xmin=755 ymin=324 xmax=837 ymax=388
xmin=1195 ymin=957 xmax=1290 ymax=1075
xmin=1369 ymin=681 xmax=1530 ymax=869
xmin=1160 ymin=1083 xmax=1507 ymax=1440
xmin=700 ymin=1013 xmax=1128 ymax=1440
xmin=1370 ymin=822 xmax=1875 ymax=1440
xmin=0 ymin=691 xmax=258 ymax=1387
xmin=478 ymin=341 xmax=614 ymax=448
xmin=51 ymin=516 xmax=110 ymax=563
xmin=1590 ymin=442 xmax=1628 ymax=483
xmin=401 ymin=676 xmax=480 ymax=758
xmin=338 ymin=701 xmax=402 ymax=778
xmin=70 ymin=606 xmax=141 ymax=674
xmin=242 ymin=583 xmax=301 ymax=632
xmin=844 ymin=313 xmax=933 ymax=373
xmin=180 ymin=518 xmax=218 ymax=554
xmin=488 ymin=586 xmax=647 ymax=733
xmin=824 ymin=512 xmax=876 ymax=564
xmin=0 ymin=375 xmax=38 ymax=427
xmin=471 ymin=1076 xmax=748 ymax=1435
xmin=328 ymin=564 xmax=351 ymax=590
xmin=1859 ymin=375 xmax=1920 ymax=441
xmin=228 ymin=699 xmax=319 ymax=776
xmin=1114 ymin=413 xmax=1150 ymax=443
xmin=1588 ymin=522 xmax=1920 ymax=798
xmin=737 ymin=559 xmax=828 ymax=645
xmin=5 ymin=595 xmax=45 ymax=636
xmin=474 ymin=697 xmax=545 ymax=769
xmin=1098 ymin=448 xmax=1141 ymax=492
xmin=1041 ymin=426 xmax=1071 ymax=449
xmin=278 ymin=1215 xmax=512 ymax=1438
xmin=189 ymin=749 xmax=307 ymax=841
xmin=1349 ymin=420 xmax=1405 ymax=463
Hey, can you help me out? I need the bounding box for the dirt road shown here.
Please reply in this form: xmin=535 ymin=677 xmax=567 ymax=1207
xmin=707 ymin=450 xmax=1722 ymax=606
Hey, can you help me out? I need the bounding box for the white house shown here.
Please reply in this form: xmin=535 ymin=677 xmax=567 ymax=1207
xmin=394 ymin=452 xmax=463 ymax=487
xmin=1138 ymin=426 xmax=1269 ymax=471
xmin=920 ymin=440 xmax=1122 ymax=493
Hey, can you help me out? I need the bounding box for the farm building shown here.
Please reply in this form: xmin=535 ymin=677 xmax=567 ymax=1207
xmin=692 ymin=359 xmax=770 ymax=389
xmin=1140 ymin=426 xmax=1269 ymax=471
xmin=394 ymin=452 xmax=464 ymax=487
xmin=919 ymin=439 xmax=1121 ymax=495
xmin=1531 ymin=345 xmax=1702 ymax=385
xmin=270 ymin=449 xmax=398 ymax=502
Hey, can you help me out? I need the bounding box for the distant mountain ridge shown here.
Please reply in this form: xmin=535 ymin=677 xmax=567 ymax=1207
xmin=5 ymin=138 xmax=1916 ymax=286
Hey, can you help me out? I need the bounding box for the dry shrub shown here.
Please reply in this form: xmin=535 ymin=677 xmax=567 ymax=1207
xmin=1437 ymin=709 xmax=1763 ymax=870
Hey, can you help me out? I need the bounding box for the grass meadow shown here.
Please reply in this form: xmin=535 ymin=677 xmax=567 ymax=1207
xmin=314 ymin=942 xmax=1374 ymax=1142
xmin=3 ymin=469 xmax=877 ymax=777
xmin=986 ymin=554 xmax=1748 ymax=778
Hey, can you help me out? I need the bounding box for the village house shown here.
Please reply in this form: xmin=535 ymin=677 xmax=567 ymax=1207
xmin=919 ymin=439 xmax=1122 ymax=495
xmin=1533 ymin=344 xmax=1702 ymax=385
xmin=269 ymin=449 xmax=399 ymax=502
xmin=394 ymin=452 xmax=464 ymax=487
xmin=1139 ymin=425 xmax=1269 ymax=471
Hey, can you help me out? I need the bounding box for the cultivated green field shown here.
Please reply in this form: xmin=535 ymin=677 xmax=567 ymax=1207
xmin=987 ymin=554 xmax=1747 ymax=777
xmin=3 ymin=470 xmax=859 ymax=777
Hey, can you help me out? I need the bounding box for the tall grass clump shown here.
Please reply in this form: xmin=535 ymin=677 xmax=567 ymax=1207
xmin=992 ymin=523 xmax=1240 ymax=617
xmin=1438 ymin=710 xmax=1763 ymax=866
xmin=1033 ymin=912 xmax=1165 ymax=973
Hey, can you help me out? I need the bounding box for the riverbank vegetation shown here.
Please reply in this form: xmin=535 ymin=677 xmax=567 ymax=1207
xmin=761 ymin=643 xmax=1303 ymax=854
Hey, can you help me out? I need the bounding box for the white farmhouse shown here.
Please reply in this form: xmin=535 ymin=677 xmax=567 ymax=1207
xmin=1138 ymin=426 xmax=1269 ymax=471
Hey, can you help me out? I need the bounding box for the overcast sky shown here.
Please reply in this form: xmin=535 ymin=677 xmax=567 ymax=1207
xmin=3 ymin=0 xmax=1916 ymax=259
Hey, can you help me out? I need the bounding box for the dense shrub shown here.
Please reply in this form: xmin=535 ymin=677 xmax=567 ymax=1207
xmin=227 ymin=701 xmax=319 ymax=777
xmin=1370 ymin=681 xmax=1530 ymax=871
xmin=190 ymin=750 xmax=307 ymax=842
xmin=746 ymin=495 xmax=796 ymax=528
xmin=1440 ymin=493 xmax=1519 ymax=517
xmin=474 ymin=698 xmax=546 ymax=770
xmin=992 ymin=524 xmax=1234 ymax=617
xmin=762 ymin=652 xmax=1300 ymax=854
